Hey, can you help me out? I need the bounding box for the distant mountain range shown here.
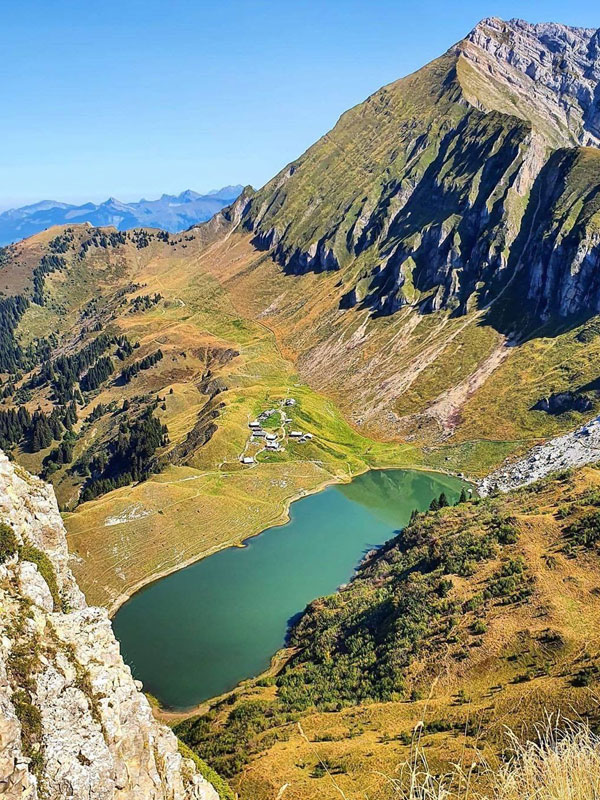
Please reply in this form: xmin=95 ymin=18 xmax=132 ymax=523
xmin=0 ymin=185 xmax=243 ymax=245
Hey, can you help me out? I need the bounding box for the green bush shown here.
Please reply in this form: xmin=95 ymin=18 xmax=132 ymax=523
xmin=12 ymin=689 xmax=43 ymax=777
xmin=177 ymin=740 xmax=235 ymax=800
xmin=572 ymin=666 xmax=598 ymax=687
xmin=0 ymin=522 xmax=18 ymax=564
xmin=484 ymin=558 xmax=533 ymax=604
xmin=566 ymin=510 xmax=600 ymax=549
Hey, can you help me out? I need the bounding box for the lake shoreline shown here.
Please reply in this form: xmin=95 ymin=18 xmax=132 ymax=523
xmin=106 ymin=468 xmax=352 ymax=618
xmin=113 ymin=467 xmax=470 ymax=710
xmin=152 ymin=647 xmax=297 ymax=724
xmin=107 ymin=461 xmax=467 ymax=619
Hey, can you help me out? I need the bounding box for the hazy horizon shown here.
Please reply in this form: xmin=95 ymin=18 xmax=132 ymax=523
xmin=0 ymin=185 xmax=244 ymax=214
xmin=2 ymin=0 xmax=598 ymax=209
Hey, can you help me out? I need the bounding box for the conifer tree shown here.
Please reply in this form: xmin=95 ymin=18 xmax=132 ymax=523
xmin=30 ymin=413 xmax=52 ymax=452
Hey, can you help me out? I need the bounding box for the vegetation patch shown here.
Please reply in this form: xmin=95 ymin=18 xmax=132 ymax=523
xmin=0 ymin=521 xmax=18 ymax=564
xmin=566 ymin=510 xmax=600 ymax=550
xmin=177 ymin=740 xmax=235 ymax=800
xmin=12 ymin=689 xmax=43 ymax=777
xmin=177 ymin=492 xmax=529 ymax=775
xmin=78 ymin=406 xmax=168 ymax=502
xmin=484 ymin=557 xmax=533 ymax=604
xmin=20 ymin=541 xmax=61 ymax=609
xmin=177 ymin=699 xmax=297 ymax=778
xmin=119 ymin=349 xmax=163 ymax=384
xmin=6 ymin=603 xmax=44 ymax=781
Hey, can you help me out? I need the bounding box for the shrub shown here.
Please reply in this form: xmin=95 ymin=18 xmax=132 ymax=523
xmin=177 ymin=740 xmax=235 ymax=800
xmin=463 ymin=593 xmax=484 ymax=612
xmin=484 ymin=558 xmax=533 ymax=604
xmin=0 ymin=522 xmax=18 ymax=563
xmin=12 ymin=689 xmax=43 ymax=776
xmin=572 ymin=666 xmax=597 ymax=687
xmin=566 ymin=511 xmax=600 ymax=549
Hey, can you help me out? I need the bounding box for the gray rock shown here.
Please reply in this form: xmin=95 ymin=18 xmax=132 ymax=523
xmin=479 ymin=414 xmax=600 ymax=495
xmin=0 ymin=452 xmax=218 ymax=800
xmin=461 ymin=18 xmax=600 ymax=147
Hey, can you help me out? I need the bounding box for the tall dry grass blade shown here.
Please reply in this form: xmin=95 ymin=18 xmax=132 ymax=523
xmin=492 ymin=717 xmax=600 ymax=800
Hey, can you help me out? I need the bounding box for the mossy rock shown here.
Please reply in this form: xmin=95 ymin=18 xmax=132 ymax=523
xmin=20 ymin=540 xmax=61 ymax=608
xmin=177 ymin=740 xmax=235 ymax=800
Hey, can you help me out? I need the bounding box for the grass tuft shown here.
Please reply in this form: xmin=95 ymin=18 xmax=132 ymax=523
xmin=389 ymin=717 xmax=600 ymax=800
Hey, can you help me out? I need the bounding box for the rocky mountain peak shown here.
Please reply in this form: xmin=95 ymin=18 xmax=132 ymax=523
xmin=458 ymin=16 xmax=600 ymax=146
xmin=0 ymin=452 xmax=218 ymax=800
xmin=230 ymin=16 xmax=600 ymax=324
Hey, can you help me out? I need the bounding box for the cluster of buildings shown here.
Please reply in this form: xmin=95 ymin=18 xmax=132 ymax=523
xmin=239 ymin=398 xmax=315 ymax=465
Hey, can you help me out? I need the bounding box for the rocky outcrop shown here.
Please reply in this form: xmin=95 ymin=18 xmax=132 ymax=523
xmin=0 ymin=452 xmax=219 ymax=800
xmin=239 ymin=58 xmax=546 ymax=314
xmin=510 ymin=147 xmax=600 ymax=320
xmin=478 ymin=415 xmax=600 ymax=495
xmin=532 ymin=390 xmax=593 ymax=415
xmin=459 ymin=18 xmax=600 ymax=147
xmin=356 ymin=116 xmax=542 ymax=316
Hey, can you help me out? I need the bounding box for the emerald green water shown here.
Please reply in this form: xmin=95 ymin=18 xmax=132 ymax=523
xmin=112 ymin=469 xmax=467 ymax=710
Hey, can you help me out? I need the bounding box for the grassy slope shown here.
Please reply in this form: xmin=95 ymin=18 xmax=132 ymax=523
xmin=194 ymin=232 xmax=600 ymax=459
xmin=5 ymin=219 xmax=600 ymax=611
xmin=178 ymin=464 xmax=600 ymax=800
xmin=244 ymin=52 xmax=465 ymax=259
xmin=63 ymin=261 xmax=421 ymax=609
xmin=3 ymin=35 xmax=600 ymax=615
xmin=2 ymin=227 xmax=421 ymax=609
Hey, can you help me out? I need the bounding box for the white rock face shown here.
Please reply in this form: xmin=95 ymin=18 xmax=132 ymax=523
xmin=458 ymin=17 xmax=600 ymax=147
xmin=0 ymin=452 xmax=219 ymax=800
xmin=479 ymin=416 xmax=600 ymax=496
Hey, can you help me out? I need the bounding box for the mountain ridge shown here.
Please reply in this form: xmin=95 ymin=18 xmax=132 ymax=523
xmin=2 ymin=16 xmax=600 ymax=798
xmin=231 ymin=17 xmax=600 ymax=324
xmin=0 ymin=186 xmax=244 ymax=246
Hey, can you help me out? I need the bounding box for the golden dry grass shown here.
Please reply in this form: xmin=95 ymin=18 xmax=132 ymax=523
xmin=9 ymin=222 xmax=600 ymax=615
xmin=192 ymin=232 xmax=600 ymax=453
xmin=188 ymin=466 xmax=600 ymax=800
xmin=1 ymin=225 xmax=418 ymax=608
xmin=390 ymin=718 xmax=600 ymax=800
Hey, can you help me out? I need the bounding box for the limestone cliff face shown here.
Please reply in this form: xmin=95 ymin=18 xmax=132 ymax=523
xmin=0 ymin=452 xmax=218 ymax=800
xmin=233 ymin=17 xmax=600 ymax=324
xmin=459 ymin=18 xmax=600 ymax=148
xmin=516 ymin=147 xmax=600 ymax=319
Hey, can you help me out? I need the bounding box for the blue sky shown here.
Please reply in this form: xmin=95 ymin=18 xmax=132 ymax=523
xmin=1 ymin=0 xmax=598 ymax=208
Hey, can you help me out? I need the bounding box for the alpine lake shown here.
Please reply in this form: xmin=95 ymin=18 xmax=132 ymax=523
xmin=113 ymin=469 xmax=469 ymax=710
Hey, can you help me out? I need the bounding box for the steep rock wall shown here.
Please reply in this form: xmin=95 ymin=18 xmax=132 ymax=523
xmin=0 ymin=452 xmax=218 ymax=800
xmin=510 ymin=147 xmax=600 ymax=319
xmin=459 ymin=17 xmax=600 ymax=147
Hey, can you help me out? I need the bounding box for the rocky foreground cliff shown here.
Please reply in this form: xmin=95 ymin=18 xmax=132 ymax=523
xmin=0 ymin=452 xmax=218 ymax=800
